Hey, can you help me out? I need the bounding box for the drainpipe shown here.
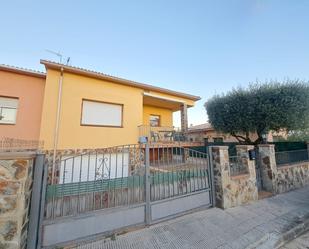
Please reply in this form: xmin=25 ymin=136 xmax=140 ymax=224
xmin=52 ymin=67 xmax=64 ymax=184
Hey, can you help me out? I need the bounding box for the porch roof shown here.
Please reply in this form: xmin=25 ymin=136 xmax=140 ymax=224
xmin=143 ymin=92 xmax=191 ymax=111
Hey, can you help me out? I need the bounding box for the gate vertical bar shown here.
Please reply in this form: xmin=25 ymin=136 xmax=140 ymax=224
xmin=27 ymin=153 xmax=45 ymax=249
xmin=145 ymin=143 xmax=151 ymax=225
xmin=207 ymin=146 xmax=216 ymax=207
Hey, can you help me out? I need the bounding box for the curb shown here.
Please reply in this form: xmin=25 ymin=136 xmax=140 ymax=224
xmin=252 ymin=216 xmax=309 ymax=249
xmin=275 ymin=217 xmax=309 ymax=248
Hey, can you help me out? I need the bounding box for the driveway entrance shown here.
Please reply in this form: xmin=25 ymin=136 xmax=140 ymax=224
xmin=33 ymin=143 xmax=215 ymax=248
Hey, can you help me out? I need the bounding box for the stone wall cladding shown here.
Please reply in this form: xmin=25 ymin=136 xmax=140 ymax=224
xmin=211 ymin=146 xmax=228 ymax=208
xmin=257 ymin=144 xmax=309 ymax=194
xmin=277 ymin=162 xmax=309 ymax=194
xmin=257 ymin=144 xmax=278 ymax=193
xmin=0 ymin=156 xmax=34 ymax=249
xmin=211 ymin=145 xmax=258 ymax=209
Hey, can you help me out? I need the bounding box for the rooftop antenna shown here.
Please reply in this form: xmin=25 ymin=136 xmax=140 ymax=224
xmin=45 ymin=49 xmax=63 ymax=63
xmin=66 ymin=57 xmax=71 ymax=65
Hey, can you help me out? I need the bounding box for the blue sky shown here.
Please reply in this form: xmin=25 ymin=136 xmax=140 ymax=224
xmin=1 ymin=0 xmax=309 ymax=127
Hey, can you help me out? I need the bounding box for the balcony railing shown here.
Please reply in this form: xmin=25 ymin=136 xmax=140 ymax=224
xmin=138 ymin=125 xmax=186 ymax=143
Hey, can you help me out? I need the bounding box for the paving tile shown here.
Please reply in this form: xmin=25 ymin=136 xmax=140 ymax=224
xmin=73 ymin=187 xmax=309 ymax=249
xmin=229 ymin=236 xmax=252 ymax=249
xmin=242 ymin=228 xmax=267 ymax=243
xmin=193 ymin=236 xmax=226 ymax=249
xmin=215 ymin=244 xmax=233 ymax=249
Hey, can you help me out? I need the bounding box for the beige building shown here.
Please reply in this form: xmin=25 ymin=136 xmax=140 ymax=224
xmin=187 ymin=123 xmax=283 ymax=143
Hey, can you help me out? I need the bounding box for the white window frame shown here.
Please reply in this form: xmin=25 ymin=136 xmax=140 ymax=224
xmin=81 ymin=99 xmax=123 ymax=127
xmin=0 ymin=96 xmax=18 ymax=125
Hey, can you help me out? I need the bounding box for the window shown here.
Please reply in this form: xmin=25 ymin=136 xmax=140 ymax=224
xmin=81 ymin=99 xmax=123 ymax=127
xmin=150 ymin=115 xmax=160 ymax=127
xmin=0 ymin=97 xmax=18 ymax=124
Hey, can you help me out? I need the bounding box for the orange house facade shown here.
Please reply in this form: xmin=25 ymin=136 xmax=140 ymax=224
xmin=0 ymin=61 xmax=200 ymax=150
xmin=0 ymin=65 xmax=45 ymax=142
xmin=39 ymin=60 xmax=200 ymax=150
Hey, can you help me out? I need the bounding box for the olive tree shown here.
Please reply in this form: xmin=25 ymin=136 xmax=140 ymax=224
xmin=205 ymin=80 xmax=309 ymax=144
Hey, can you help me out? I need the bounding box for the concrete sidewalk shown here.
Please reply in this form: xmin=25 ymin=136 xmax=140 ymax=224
xmin=73 ymin=187 xmax=309 ymax=249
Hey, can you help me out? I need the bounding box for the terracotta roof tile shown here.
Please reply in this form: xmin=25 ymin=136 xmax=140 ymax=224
xmin=188 ymin=123 xmax=213 ymax=131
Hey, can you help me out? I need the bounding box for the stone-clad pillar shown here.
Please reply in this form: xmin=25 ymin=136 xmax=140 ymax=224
xmin=0 ymin=156 xmax=34 ymax=249
xmin=211 ymin=145 xmax=258 ymax=209
xmin=235 ymin=145 xmax=258 ymax=202
xmin=210 ymin=146 xmax=230 ymax=208
xmin=236 ymin=145 xmax=256 ymax=179
xmin=180 ymin=104 xmax=188 ymax=138
xmin=258 ymin=144 xmax=277 ymax=193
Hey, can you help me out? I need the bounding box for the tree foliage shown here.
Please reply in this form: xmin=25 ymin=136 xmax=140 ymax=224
xmin=205 ymin=80 xmax=309 ymax=144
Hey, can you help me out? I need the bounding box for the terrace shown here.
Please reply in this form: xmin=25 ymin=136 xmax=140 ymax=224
xmin=138 ymin=125 xmax=202 ymax=146
xmin=141 ymin=92 xmax=203 ymax=146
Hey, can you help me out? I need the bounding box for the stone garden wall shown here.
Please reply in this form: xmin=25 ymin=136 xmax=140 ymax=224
xmin=276 ymin=162 xmax=309 ymax=193
xmin=0 ymin=153 xmax=35 ymax=249
xmin=209 ymin=144 xmax=309 ymax=210
xmin=258 ymin=144 xmax=309 ymax=194
xmin=210 ymin=145 xmax=258 ymax=209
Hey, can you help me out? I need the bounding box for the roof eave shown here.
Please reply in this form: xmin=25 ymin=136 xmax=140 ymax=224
xmin=0 ymin=64 xmax=46 ymax=79
xmin=188 ymin=127 xmax=214 ymax=133
xmin=40 ymin=60 xmax=201 ymax=101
